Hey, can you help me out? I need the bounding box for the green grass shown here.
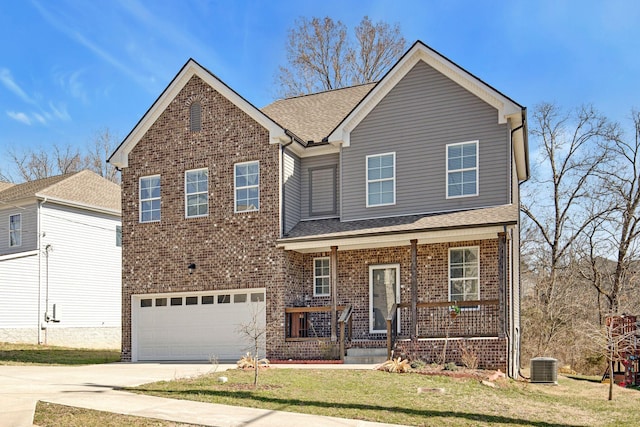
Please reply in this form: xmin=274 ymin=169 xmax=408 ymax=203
xmin=34 ymin=402 xmax=201 ymax=427
xmin=0 ymin=342 xmax=120 ymax=365
xmin=130 ymin=368 xmax=640 ymax=427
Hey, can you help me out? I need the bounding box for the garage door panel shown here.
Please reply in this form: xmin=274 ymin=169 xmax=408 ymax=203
xmin=134 ymin=290 xmax=265 ymax=361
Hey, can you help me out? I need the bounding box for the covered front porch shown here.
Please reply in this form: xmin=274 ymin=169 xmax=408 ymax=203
xmin=277 ymin=207 xmax=517 ymax=368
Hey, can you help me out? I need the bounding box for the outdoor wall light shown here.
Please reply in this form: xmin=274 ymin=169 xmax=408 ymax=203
xmin=188 ymin=263 xmax=196 ymax=274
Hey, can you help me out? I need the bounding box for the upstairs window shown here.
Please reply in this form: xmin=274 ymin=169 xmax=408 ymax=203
xmin=314 ymin=257 xmax=330 ymax=296
xmin=366 ymin=153 xmax=395 ymax=207
xmin=190 ymin=101 xmax=202 ymax=131
xmin=140 ymin=175 xmax=161 ymax=222
xmin=185 ymin=168 xmax=208 ymax=218
xmin=234 ymin=161 xmax=259 ymax=212
xmin=9 ymin=214 xmax=21 ymax=247
xmin=449 ymin=247 xmax=479 ymax=302
xmin=447 ymin=141 xmax=478 ymax=198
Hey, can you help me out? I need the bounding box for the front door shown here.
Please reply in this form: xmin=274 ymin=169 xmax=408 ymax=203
xmin=369 ymin=264 xmax=400 ymax=333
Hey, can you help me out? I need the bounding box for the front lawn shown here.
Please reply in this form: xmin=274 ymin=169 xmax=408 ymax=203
xmin=0 ymin=342 xmax=120 ymax=365
xmin=131 ymin=368 xmax=640 ymax=427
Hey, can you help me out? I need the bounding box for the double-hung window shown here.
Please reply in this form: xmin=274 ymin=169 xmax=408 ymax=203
xmin=449 ymin=247 xmax=479 ymax=303
xmin=9 ymin=214 xmax=21 ymax=247
xmin=447 ymin=141 xmax=478 ymax=198
xmin=234 ymin=161 xmax=259 ymax=212
xmin=314 ymin=257 xmax=330 ymax=296
xmin=139 ymin=175 xmax=161 ymax=222
xmin=366 ymin=152 xmax=395 ymax=207
xmin=185 ymin=168 xmax=208 ymax=218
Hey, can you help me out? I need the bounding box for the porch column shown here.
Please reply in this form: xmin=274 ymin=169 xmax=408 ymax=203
xmin=330 ymin=245 xmax=338 ymax=342
xmin=498 ymin=232 xmax=507 ymax=338
xmin=410 ymin=239 xmax=418 ymax=340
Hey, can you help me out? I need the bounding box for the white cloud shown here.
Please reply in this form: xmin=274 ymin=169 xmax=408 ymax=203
xmin=6 ymin=111 xmax=32 ymax=125
xmin=48 ymin=102 xmax=70 ymax=121
xmin=0 ymin=68 xmax=34 ymax=104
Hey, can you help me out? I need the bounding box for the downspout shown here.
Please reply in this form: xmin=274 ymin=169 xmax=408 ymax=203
xmin=37 ymin=200 xmax=42 ymax=344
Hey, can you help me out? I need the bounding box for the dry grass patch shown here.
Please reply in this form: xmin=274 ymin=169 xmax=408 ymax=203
xmin=34 ymin=402 xmax=202 ymax=427
xmin=130 ymin=368 xmax=640 ymax=427
xmin=0 ymin=342 xmax=120 ymax=365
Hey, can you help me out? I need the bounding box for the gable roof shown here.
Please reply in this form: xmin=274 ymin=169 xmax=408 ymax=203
xmin=327 ymin=40 xmax=528 ymax=180
xmin=262 ymin=83 xmax=375 ymax=144
xmin=109 ymin=58 xmax=290 ymax=169
xmin=0 ymin=170 xmax=120 ymax=214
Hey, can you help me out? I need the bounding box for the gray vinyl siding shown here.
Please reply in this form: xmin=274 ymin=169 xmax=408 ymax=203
xmin=342 ymin=60 xmax=510 ymax=221
xmin=0 ymin=203 xmax=38 ymax=256
xmin=301 ymin=153 xmax=339 ymax=219
xmin=283 ymin=149 xmax=301 ymax=233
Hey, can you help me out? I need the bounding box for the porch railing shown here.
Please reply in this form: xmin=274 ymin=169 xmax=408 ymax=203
xmin=399 ymin=299 xmax=500 ymax=338
xmin=338 ymin=305 xmax=353 ymax=361
xmin=285 ymin=305 xmax=345 ymax=341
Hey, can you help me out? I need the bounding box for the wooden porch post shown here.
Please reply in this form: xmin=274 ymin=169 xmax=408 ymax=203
xmin=330 ymin=245 xmax=338 ymax=342
xmin=410 ymin=239 xmax=418 ymax=340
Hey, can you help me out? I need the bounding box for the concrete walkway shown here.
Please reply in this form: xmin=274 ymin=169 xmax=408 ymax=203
xmin=0 ymin=362 xmax=407 ymax=427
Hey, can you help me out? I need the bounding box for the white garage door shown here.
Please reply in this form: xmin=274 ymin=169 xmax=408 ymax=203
xmin=133 ymin=289 xmax=266 ymax=361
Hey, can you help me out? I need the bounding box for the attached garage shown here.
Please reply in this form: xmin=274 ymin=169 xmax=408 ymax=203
xmin=131 ymin=289 xmax=265 ymax=361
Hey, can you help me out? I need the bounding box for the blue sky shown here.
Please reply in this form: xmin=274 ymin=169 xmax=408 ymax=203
xmin=1 ymin=0 xmax=639 ymax=181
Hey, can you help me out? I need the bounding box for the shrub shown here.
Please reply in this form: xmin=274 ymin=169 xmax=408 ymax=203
xmin=378 ymin=357 xmax=411 ymax=373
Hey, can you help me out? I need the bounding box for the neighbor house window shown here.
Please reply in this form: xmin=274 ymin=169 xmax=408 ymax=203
xmin=190 ymin=101 xmax=202 ymax=131
xmin=116 ymin=225 xmax=122 ymax=247
xmin=234 ymin=161 xmax=259 ymax=212
xmin=449 ymin=247 xmax=479 ymax=302
xmin=9 ymin=214 xmax=21 ymax=247
xmin=314 ymin=257 xmax=330 ymax=296
xmin=185 ymin=168 xmax=208 ymax=218
xmin=447 ymin=141 xmax=478 ymax=198
xmin=139 ymin=175 xmax=161 ymax=222
xmin=366 ymin=152 xmax=395 ymax=207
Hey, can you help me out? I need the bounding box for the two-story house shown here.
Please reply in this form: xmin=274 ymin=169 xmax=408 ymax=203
xmin=109 ymin=41 xmax=528 ymax=377
xmin=0 ymin=170 xmax=122 ymax=348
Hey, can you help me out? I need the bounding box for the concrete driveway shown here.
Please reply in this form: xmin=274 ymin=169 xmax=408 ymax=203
xmin=0 ymin=362 xmax=406 ymax=427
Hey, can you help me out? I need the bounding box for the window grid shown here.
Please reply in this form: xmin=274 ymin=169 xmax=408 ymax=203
xmin=449 ymin=247 xmax=480 ymax=302
xmin=314 ymin=257 xmax=330 ymax=296
xmin=447 ymin=141 xmax=478 ymax=198
xmin=234 ymin=161 xmax=259 ymax=212
xmin=366 ymin=153 xmax=395 ymax=207
xmin=9 ymin=214 xmax=21 ymax=247
xmin=139 ymin=175 xmax=161 ymax=222
xmin=185 ymin=168 xmax=208 ymax=218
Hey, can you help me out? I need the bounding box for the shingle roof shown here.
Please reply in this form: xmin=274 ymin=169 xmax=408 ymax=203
xmin=0 ymin=182 xmax=15 ymax=192
xmin=262 ymin=83 xmax=375 ymax=143
xmin=0 ymin=170 xmax=120 ymax=213
xmin=281 ymin=204 xmax=518 ymax=242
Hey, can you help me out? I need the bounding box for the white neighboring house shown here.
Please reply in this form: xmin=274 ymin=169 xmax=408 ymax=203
xmin=0 ymin=170 xmax=121 ymax=348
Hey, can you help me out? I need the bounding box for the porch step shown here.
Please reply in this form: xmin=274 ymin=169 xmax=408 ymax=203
xmin=344 ymin=348 xmax=388 ymax=364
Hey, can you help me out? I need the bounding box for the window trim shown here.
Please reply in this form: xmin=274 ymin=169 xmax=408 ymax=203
xmin=366 ymin=152 xmax=396 ymax=207
xmin=313 ymin=257 xmax=331 ymax=297
xmin=184 ymin=168 xmax=209 ymax=218
xmin=446 ymin=140 xmax=479 ymax=199
xmin=9 ymin=213 xmax=21 ymax=247
xmin=234 ymin=160 xmax=260 ymax=213
xmin=448 ymin=246 xmax=480 ymax=304
xmin=139 ymin=175 xmax=161 ymax=223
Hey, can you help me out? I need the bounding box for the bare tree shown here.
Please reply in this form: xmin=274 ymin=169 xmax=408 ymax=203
xmin=3 ymin=128 xmax=120 ymax=183
xmin=236 ymin=305 xmax=268 ymax=387
xmin=521 ymin=103 xmax=620 ymax=356
xmin=351 ymin=17 xmax=406 ymax=83
xmin=275 ymin=16 xmax=405 ymax=97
